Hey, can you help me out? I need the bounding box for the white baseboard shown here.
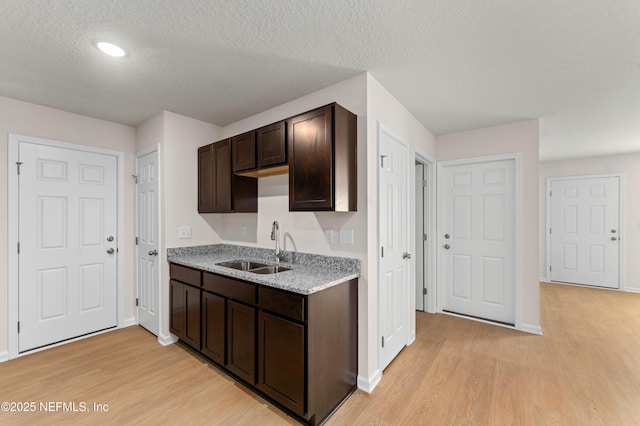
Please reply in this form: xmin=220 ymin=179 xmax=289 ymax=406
xmin=622 ymin=286 xmax=640 ymax=293
xmin=520 ymin=323 xmax=543 ymax=335
xmin=408 ymin=330 xmax=416 ymax=346
xmin=357 ymin=369 xmax=381 ymax=394
xmin=539 ymin=277 xmax=549 ymax=283
xmin=158 ymin=333 xmax=178 ymax=346
xmin=0 ymin=351 xmax=8 ymax=363
xmin=121 ymin=317 xmax=137 ymax=328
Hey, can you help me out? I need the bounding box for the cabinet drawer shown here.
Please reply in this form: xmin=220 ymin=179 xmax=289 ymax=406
xmin=170 ymin=263 xmax=202 ymax=287
xmin=259 ymin=286 xmax=305 ymax=322
xmin=203 ymin=272 xmax=256 ymax=305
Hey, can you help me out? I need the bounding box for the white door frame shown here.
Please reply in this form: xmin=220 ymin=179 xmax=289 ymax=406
xmin=545 ymin=173 xmax=625 ymax=289
xmin=7 ymin=134 xmax=126 ymax=360
xmin=134 ymin=145 xmax=162 ymax=338
xmin=415 ymin=152 xmax=437 ymax=314
xmin=377 ymin=123 xmax=411 ymax=371
xmin=436 ymin=153 xmax=523 ymax=331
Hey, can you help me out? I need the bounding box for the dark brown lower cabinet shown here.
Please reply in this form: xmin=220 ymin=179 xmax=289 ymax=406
xmin=169 ymin=264 xmax=357 ymax=425
xmin=169 ymin=279 xmax=201 ymax=351
xmin=201 ymin=291 xmax=225 ymax=365
xmin=258 ymin=311 xmax=305 ymax=416
xmin=226 ymin=300 xmax=256 ymax=384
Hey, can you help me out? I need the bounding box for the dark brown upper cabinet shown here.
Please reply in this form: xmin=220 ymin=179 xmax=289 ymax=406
xmin=198 ymin=139 xmax=257 ymax=213
xmin=232 ymin=131 xmax=256 ymax=172
xmin=235 ymin=120 xmax=288 ymax=178
xmin=288 ymin=103 xmax=357 ymax=212
xmin=257 ymin=120 xmax=287 ymax=168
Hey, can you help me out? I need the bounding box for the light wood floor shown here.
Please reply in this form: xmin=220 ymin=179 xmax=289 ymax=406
xmin=2 ymin=282 xmax=639 ymax=425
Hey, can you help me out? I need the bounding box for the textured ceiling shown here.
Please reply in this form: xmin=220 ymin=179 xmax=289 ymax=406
xmin=1 ymin=0 xmax=639 ymax=160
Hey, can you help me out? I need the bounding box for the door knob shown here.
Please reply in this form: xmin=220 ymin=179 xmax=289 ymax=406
xmin=611 ymin=229 xmax=617 ymax=233
xmin=106 ymin=248 xmax=115 ymax=254
xmin=148 ymin=250 xmax=158 ymax=256
xmin=443 ymin=244 xmax=450 ymax=250
xmin=444 ymin=234 xmax=450 ymax=239
xmin=403 ymin=252 xmax=412 ymax=259
xmin=106 ymin=236 xmax=114 ymax=242
xmin=611 ymin=237 xmax=618 ymax=241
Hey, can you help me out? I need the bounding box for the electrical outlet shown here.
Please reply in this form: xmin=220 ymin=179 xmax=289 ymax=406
xmin=241 ymin=225 xmax=247 ymax=237
xmin=340 ymin=229 xmax=354 ymax=245
xmin=324 ymin=229 xmax=334 ymax=244
xmin=178 ymin=226 xmax=191 ymax=239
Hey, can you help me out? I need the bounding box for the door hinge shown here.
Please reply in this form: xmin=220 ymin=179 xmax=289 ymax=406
xmin=135 ymin=237 xmax=138 ymax=245
xmin=549 ymin=228 xmax=552 ymax=235
xmin=423 ymin=179 xmax=428 ymax=188
xmin=380 ymin=155 xmax=387 ymax=168
xmin=17 ymin=321 xmax=20 ymax=333
xmin=423 ymin=234 xmax=428 ymax=241
xmin=17 ymin=242 xmax=20 ymax=254
xmin=132 ymin=174 xmax=138 ymax=184
xmin=16 ymin=162 xmax=23 ymax=175
xmin=135 ymin=298 xmax=139 ymax=307
xmin=423 ymin=288 xmax=427 ymax=295
xmin=381 ymin=336 xmax=385 ymax=348
xmin=381 ymin=246 xmax=384 ymax=257
xmin=549 ymin=265 xmax=552 ymax=272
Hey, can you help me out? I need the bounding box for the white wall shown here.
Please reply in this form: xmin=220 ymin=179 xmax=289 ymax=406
xmin=136 ymin=111 xmax=223 ymax=340
xmin=365 ymin=74 xmax=437 ymax=389
xmin=0 ymin=95 xmax=136 ymax=356
xmin=436 ymin=119 xmax=541 ymax=332
xmin=539 ymin=153 xmax=640 ymax=292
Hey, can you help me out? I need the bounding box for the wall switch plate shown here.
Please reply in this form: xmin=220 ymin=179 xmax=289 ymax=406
xmin=324 ymin=229 xmax=334 ymax=244
xmin=340 ymin=229 xmax=354 ymax=245
xmin=178 ymin=226 xmax=191 ymax=239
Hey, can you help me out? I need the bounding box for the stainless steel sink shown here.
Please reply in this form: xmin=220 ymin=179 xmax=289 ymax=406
xmin=249 ymin=265 xmax=291 ymax=274
xmin=217 ymin=260 xmax=291 ymax=274
xmin=217 ymin=260 xmax=269 ymax=271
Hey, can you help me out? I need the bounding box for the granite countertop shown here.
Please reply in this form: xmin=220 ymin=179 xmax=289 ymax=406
xmin=167 ymin=244 xmax=360 ymax=295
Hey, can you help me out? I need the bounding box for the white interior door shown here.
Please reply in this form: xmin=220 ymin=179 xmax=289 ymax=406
xmin=549 ymin=176 xmax=620 ymax=288
xmin=18 ymin=142 xmax=118 ymax=352
xmin=439 ymin=158 xmax=516 ymax=325
xmin=136 ymin=149 xmax=160 ymax=335
xmin=379 ymin=128 xmax=410 ymax=371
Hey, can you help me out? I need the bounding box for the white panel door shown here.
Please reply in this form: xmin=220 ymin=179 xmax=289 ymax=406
xmin=19 ymin=142 xmax=118 ymax=352
xmin=549 ymin=177 xmax=620 ymax=288
xmin=136 ymin=149 xmax=160 ymax=335
xmin=440 ymin=158 xmax=516 ymax=325
xmin=379 ymin=129 xmax=410 ymax=371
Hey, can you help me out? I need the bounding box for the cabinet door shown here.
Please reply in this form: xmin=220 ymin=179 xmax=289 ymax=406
xmin=257 ymin=121 xmax=286 ymax=168
xmin=213 ymin=140 xmax=233 ymax=212
xmin=202 ymin=292 xmax=225 ymax=365
xmin=232 ymin=131 xmax=256 ymax=172
xmin=199 ymin=140 xmax=233 ymax=213
xmin=226 ymin=300 xmax=256 ymax=384
xmin=197 ymin=144 xmax=214 ymax=213
xmin=169 ymin=279 xmax=185 ymax=339
xmin=288 ymin=105 xmax=333 ymax=211
xmin=183 ymin=284 xmax=201 ymax=350
xmin=258 ymin=311 xmax=305 ymax=416
xmin=170 ymin=280 xmax=201 ymax=350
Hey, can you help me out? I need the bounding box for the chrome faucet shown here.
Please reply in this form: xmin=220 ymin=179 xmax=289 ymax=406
xmin=270 ymin=220 xmax=281 ymax=262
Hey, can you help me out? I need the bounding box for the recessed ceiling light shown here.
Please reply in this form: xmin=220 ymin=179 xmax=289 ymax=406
xmin=95 ymin=41 xmax=127 ymax=57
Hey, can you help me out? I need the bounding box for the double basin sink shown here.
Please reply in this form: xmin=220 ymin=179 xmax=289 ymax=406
xmin=217 ymin=260 xmax=291 ymax=275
